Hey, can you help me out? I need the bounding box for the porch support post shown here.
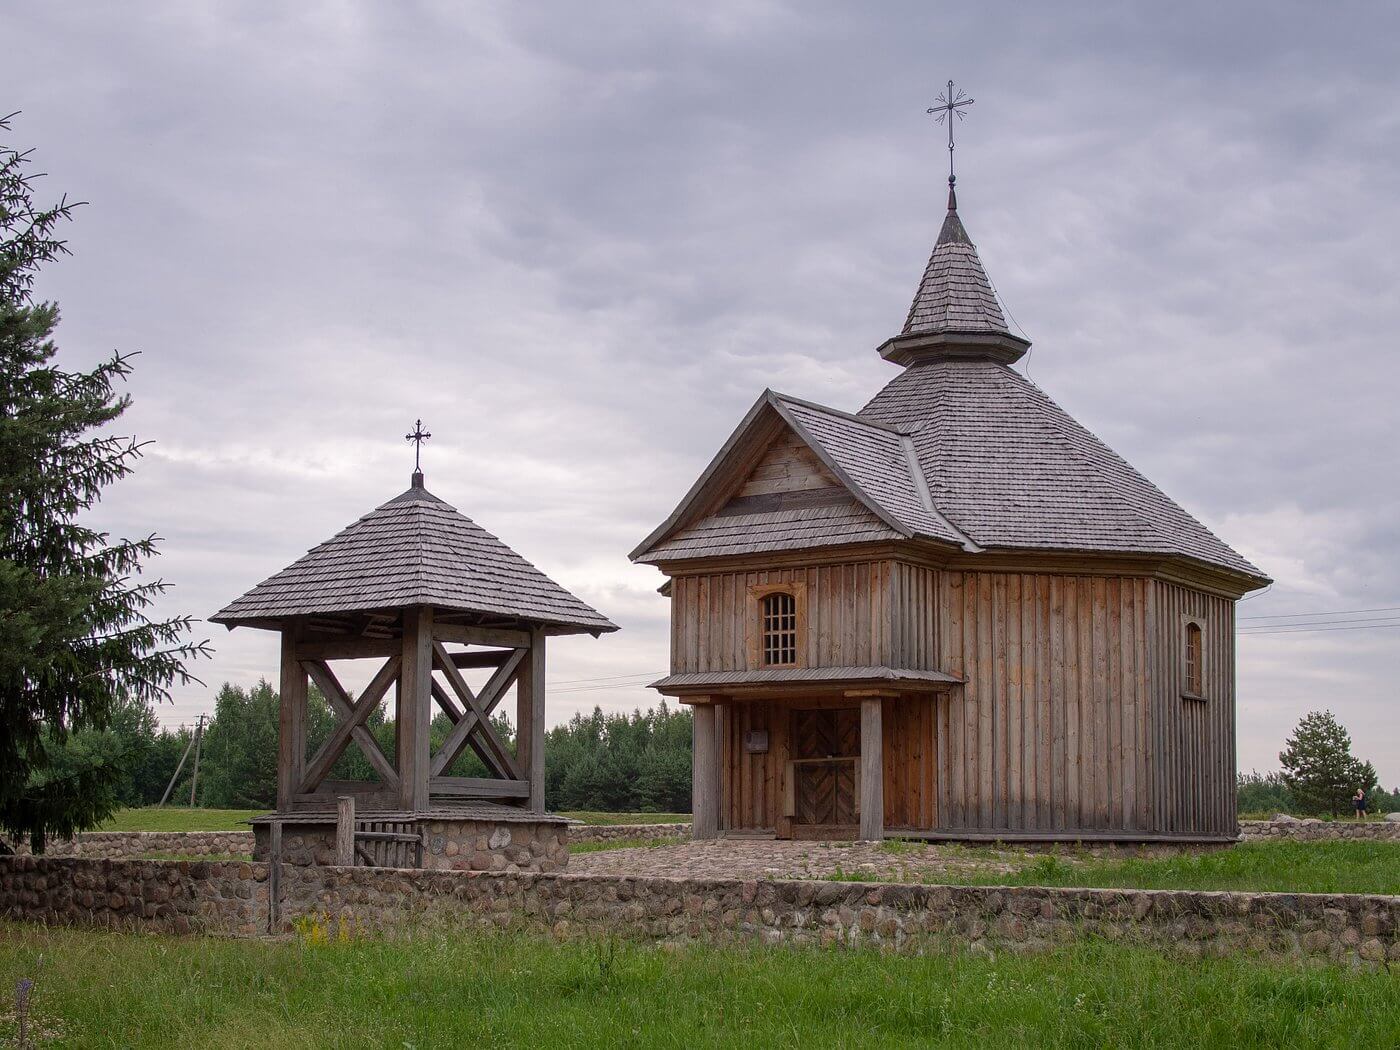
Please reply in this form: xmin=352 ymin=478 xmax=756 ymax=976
xmin=858 ymin=695 xmax=885 ymax=842
xmin=691 ymin=698 xmax=720 ymax=840
xmin=276 ymin=622 xmax=307 ymax=811
xmin=398 ymin=606 xmax=434 ymax=812
xmin=516 ymin=626 xmax=547 ymax=812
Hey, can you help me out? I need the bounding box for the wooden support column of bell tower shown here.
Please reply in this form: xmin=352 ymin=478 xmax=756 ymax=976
xmin=398 ymin=605 xmax=434 ymax=812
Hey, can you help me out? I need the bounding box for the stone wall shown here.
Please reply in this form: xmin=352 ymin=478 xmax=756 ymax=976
xmin=253 ymin=816 xmax=569 ymax=873
xmin=0 ymin=856 xmax=266 ymax=935
xmin=9 ymin=831 xmax=254 ymax=860
xmin=1238 ymin=819 xmax=1400 ymax=842
xmin=568 ymin=823 xmax=691 ymax=844
xmin=4 ymin=855 xmax=1397 ymax=964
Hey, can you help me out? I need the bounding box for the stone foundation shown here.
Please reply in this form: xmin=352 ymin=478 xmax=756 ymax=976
xmin=568 ymin=822 xmax=691 ymax=844
xmin=4 ymin=855 xmax=1397 ymax=965
xmin=1238 ymin=819 xmax=1400 ymax=842
xmin=8 ymin=831 xmax=254 ymax=859
xmin=252 ymin=813 xmax=569 ymax=873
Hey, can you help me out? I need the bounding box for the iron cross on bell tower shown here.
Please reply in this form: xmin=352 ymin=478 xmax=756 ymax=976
xmin=927 ymin=79 xmax=974 ymax=208
xmin=406 ymin=418 xmax=432 ymax=486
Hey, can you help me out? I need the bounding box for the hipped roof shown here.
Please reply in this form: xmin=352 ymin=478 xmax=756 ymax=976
xmin=213 ymin=480 xmax=618 ymax=634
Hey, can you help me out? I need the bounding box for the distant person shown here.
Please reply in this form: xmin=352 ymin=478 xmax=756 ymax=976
xmin=1353 ymin=788 xmax=1368 ymax=820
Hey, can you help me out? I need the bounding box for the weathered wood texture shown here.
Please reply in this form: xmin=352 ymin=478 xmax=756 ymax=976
xmin=1149 ymin=581 xmax=1237 ymax=836
xmin=692 ymin=704 xmax=720 ymax=839
xmin=670 ymin=561 xmax=940 ymax=672
xmin=697 ymin=564 xmax=1236 ymax=840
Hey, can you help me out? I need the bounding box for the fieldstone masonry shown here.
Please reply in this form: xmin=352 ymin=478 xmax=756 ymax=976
xmin=10 ymin=831 xmax=254 ymax=859
xmin=1238 ymin=819 xmax=1400 ymax=842
xmin=3 ymin=856 xmax=1397 ymax=965
xmin=568 ymin=823 xmax=691 ymax=844
xmin=252 ymin=815 xmax=569 ymax=873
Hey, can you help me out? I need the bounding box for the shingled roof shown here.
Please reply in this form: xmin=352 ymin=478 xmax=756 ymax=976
xmin=633 ymin=195 xmax=1268 ymax=588
xmin=214 ymin=476 xmax=618 ymax=634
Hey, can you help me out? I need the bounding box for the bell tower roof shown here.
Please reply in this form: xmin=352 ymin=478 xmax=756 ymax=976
xmin=877 ymin=186 xmax=1030 ymax=367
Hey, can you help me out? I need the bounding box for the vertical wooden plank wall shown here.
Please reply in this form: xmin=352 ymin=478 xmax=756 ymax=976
xmin=938 ymin=572 xmax=1153 ymax=834
xmin=670 ymin=562 xmax=899 ymax=672
xmin=1149 ymin=581 xmax=1237 ymax=836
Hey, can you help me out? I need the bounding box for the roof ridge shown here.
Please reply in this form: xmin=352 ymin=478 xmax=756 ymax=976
xmin=898 ymin=433 xmax=980 ymax=552
xmin=768 ymin=390 xmax=909 ymax=435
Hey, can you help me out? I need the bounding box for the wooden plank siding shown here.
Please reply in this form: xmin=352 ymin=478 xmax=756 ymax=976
xmin=676 ymin=558 xmax=1237 ymax=839
xmin=1148 ymin=581 xmax=1237 ymax=837
xmin=939 ymin=572 xmax=1154 ymax=834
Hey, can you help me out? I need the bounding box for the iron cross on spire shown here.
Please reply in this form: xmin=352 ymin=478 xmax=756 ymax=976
xmin=927 ymin=79 xmax=975 ymax=202
xmin=405 ymin=418 xmax=432 ymax=480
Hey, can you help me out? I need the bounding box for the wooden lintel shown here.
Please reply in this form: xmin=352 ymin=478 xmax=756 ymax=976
xmin=430 ymin=622 xmax=531 ymax=648
xmin=448 ymin=649 xmax=514 ymax=669
xmin=843 ymin=688 xmax=901 ymax=699
xmin=295 ymin=636 xmax=401 ymax=661
xmin=428 ymin=776 xmax=530 ymax=799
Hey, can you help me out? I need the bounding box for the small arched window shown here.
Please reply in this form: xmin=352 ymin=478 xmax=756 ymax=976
xmin=1184 ymin=621 xmax=1203 ymax=697
xmin=761 ymin=591 xmax=798 ymax=666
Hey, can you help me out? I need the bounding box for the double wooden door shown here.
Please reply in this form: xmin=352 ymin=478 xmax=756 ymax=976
xmin=790 ymin=707 xmax=859 ymax=827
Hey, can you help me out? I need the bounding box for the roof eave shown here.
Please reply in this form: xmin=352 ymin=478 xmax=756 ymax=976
xmin=877 ymin=330 xmax=1031 ymax=368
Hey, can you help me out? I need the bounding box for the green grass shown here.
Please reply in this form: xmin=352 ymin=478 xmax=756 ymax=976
xmin=559 ymin=811 xmax=690 ymax=826
xmin=96 ymin=808 xmax=263 ymax=832
xmin=1 ymin=924 xmax=1395 ymax=1048
xmin=568 ymin=836 xmax=675 ymax=855
xmin=865 ymin=840 xmax=1400 ymax=896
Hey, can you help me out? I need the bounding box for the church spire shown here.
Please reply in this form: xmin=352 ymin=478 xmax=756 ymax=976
xmin=876 ymin=84 xmax=1030 ymax=369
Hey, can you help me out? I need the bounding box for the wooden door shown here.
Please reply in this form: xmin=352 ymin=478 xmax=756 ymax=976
xmin=790 ymin=708 xmax=859 ymax=827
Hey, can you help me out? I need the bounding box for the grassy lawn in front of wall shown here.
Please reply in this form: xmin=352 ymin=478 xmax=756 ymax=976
xmin=96 ymin=808 xmax=263 ymax=833
xmin=865 ymin=839 xmax=1400 ymax=896
xmin=2 ymin=924 xmax=1397 ymax=1049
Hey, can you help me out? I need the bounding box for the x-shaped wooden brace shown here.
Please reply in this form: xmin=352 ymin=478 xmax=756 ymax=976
xmin=429 ymin=642 xmax=525 ymax=780
xmin=299 ymin=655 xmax=401 ymax=794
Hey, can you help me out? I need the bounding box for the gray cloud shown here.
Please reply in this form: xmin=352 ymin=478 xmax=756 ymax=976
xmin=6 ymin=0 xmax=1397 ymax=781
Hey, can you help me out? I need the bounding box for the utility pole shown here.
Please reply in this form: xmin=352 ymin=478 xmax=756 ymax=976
xmin=187 ymin=714 xmax=206 ymax=808
xmin=159 ymin=724 xmax=196 ymax=808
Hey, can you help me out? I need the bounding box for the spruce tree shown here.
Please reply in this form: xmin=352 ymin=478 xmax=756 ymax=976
xmin=1278 ymin=710 xmax=1377 ymax=817
xmin=0 ymin=115 xmax=208 ymax=850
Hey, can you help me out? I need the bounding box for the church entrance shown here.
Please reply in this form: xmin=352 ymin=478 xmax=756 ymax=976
xmin=789 ymin=706 xmax=859 ymax=835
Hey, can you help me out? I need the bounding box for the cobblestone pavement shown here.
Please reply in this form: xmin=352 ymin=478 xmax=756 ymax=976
xmin=568 ymin=838 xmax=1031 ymax=882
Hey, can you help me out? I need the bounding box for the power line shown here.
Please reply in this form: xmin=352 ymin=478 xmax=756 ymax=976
xmin=1239 ymin=623 xmax=1400 ymax=636
xmin=1239 ymin=605 xmax=1400 ymax=621
xmin=1239 ymin=615 xmax=1400 ymax=631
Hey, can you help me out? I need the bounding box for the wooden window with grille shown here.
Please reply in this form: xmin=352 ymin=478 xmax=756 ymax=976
xmin=1184 ymin=621 xmax=1204 ymax=698
xmin=761 ymin=591 xmax=798 ymax=666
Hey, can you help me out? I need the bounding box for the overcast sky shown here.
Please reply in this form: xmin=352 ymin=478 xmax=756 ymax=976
xmin=6 ymin=2 xmax=1398 ymax=783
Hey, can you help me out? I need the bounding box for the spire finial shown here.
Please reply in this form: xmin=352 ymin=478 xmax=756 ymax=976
xmin=927 ymin=79 xmax=974 ymax=210
xmin=405 ymin=418 xmax=431 ymax=486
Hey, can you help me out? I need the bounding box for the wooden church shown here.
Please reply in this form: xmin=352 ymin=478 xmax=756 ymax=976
xmin=632 ymin=130 xmax=1269 ymax=844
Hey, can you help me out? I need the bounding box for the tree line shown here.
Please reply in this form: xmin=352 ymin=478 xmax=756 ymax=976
xmin=82 ymin=682 xmax=694 ymax=817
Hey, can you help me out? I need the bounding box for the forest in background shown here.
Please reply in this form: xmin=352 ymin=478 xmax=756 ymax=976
xmin=94 ymin=682 xmax=693 ymax=815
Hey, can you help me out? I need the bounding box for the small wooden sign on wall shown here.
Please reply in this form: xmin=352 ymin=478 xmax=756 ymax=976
xmin=743 ymin=729 xmax=770 ymax=754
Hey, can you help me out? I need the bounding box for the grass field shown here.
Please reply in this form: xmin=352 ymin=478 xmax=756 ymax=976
xmin=97 ymin=808 xmax=261 ymax=832
xmin=860 ymin=840 xmax=1400 ymax=896
xmin=96 ymin=808 xmax=689 ymax=832
xmin=569 ymin=836 xmax=676 ymax=855
xmin=1 ymin=925 xmax=1395 ymax=1048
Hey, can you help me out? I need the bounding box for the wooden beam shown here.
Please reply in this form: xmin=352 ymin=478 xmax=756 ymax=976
xmin=336 ymin=796 xmax=355 ymax=866
xmin=692 ymin=702 xmax=719 ymax=839
xmin=515 ymin=627 xmax=547 ymax=811
xmin=449 ymin=649 xmax=515 ymax=669
xmin=859 ymin=697 xmax=884 ymax=841
xmin=302 ymin=660 xmax=399 ymax=789
xmin=428 ymin=776 xmax=530 ymax=798
xmin=299 ymin=655 xmax=401 ymax=794
xmin=430 ymin=622 xmax=531 ymax=648
xmin=277 ymin=626 xmax=307 ymax=811
xmin=398 ymin=606 xmax=434 ymax=811
xmin=295 ymin=636 xmax=401 ymax=661
xmin=428 ymin=643 xmax=524 ymax=779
